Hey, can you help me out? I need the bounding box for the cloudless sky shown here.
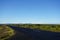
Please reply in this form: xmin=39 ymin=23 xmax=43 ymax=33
xmin=0 ymin=0 xmax=60 ymax=24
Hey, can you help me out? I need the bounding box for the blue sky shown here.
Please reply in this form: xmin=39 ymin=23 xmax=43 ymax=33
xmin=0 ymin=0 xmax=60 ymax=24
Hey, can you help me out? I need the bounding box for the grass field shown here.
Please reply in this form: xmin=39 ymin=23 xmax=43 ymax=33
xmin=0 ymin=25 xmax=15 ymax=40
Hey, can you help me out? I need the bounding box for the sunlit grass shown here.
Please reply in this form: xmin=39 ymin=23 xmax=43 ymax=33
xmin=0 ymin=26 xmax=15 ymax=40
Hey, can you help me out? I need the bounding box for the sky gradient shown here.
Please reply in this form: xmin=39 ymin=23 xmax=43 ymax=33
xmin=0 ymin=0 xmax=60 ymax=24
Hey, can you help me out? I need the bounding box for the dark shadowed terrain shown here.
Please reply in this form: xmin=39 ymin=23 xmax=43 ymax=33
xmin=7 ymin=26 xmax=60 ymax=40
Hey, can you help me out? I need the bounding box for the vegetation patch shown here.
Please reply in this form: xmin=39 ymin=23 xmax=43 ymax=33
xmin=0 ymin=25 xmax=15 ymax=40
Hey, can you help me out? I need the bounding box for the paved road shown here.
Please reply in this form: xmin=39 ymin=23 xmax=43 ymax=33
xmin=7 ymin=26 xmax=60 ymax=40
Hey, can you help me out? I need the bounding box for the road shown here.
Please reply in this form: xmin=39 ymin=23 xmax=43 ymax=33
xmin=7 ymin=25 xmax=60 ymax=40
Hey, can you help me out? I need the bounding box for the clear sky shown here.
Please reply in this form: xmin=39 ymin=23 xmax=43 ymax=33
xmin=0 ymin=0 xmax=60 ymax=24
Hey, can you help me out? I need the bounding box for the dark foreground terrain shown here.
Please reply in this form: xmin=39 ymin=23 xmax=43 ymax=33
xmin=6 ymin=26 xmax=60 ymax=40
